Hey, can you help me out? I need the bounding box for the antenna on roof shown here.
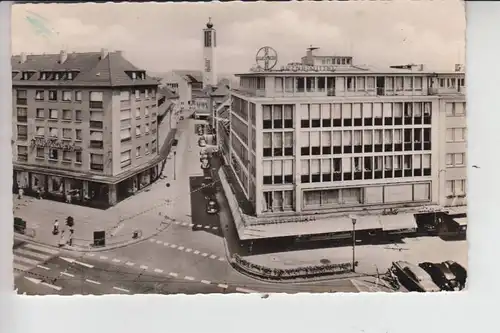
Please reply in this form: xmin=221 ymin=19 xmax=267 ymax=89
xmin=307 ymin=45 xmax=319 ymax=52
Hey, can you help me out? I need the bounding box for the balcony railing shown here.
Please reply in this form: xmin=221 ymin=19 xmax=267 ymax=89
xmin=90 ymin=163 xmax=104 ymax=171
xmin=17 ymin=134 xmax=28 ymax=141
xmin=90 ymin=121 xmax=104 ymax=129
xmin=16 ymin=98 xmax=27 ymax=105
xmin=89 ymin=140 xmax=104 ymax=149
xmin=17 ymin=116 xmax=27 ymax=123
xmin=17 ymin=154 xmax=28 ymax=162
xmin=89 ymin=101 xmax=103 ymax=109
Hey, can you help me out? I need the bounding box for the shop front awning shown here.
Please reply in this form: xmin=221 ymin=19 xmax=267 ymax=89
xmin=379 ymin=214 xmax=417 ymax=232
xmin=453 ymin=217 xmax=468 ymax=226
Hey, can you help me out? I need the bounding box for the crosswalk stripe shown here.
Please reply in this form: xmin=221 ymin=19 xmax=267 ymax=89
xmin=178 ymin=246 xmax=185 ymax=250
xmin=154 ymin=268 xmax=164 ymax=273
xmin=149 ymin=239 xmax=155 ymax=242
xmin=113 ymin=286 xmax=130 ymax=293
xmin=61 ymin=272 xmax=74 ymax=277
xmin=201 ymin=253 xmax=208 ymax=257
xmin=186 ymin=248 xmax=192 ymax=252
xmin=235 ymin=287 xmax=256 ymax=293
xmin=140 ymin=265 xmax=149 ymax=270
xmin=14 ymin=256 xmax=39 ymax=266
xmin=209 ymin=255 xmax=217 ymax=259
xmin=24 ymin=243 xmax=59 ymax=255
xmin=169 ymin=272 xmax=178 ymax=277
xmin=13 ymin=262 xmax=31 ymax=272
xmin=218 ymin=257 xmax=225 ymax=261
xmin=112 ymin=258 xmax=121 ymax=263
xmin=41 ymin=282 xmax=62 ymax=291
xmin=86 ymin=279 xmax=101 ymax=285
xmin=201 ymin=280 xmax=211 ymax=285
xmin=14 ymin=248 xmax=50 ymax=260
xmin=36 ymin=265 xmax=50 ymax=270
xmin=217 ymin=283 xmax=228 ymax=289
xmin=184 ymin=276 xmax=195 ymax=281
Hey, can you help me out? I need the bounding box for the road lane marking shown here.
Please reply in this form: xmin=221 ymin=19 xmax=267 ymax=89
xmin=15 ymin=248 xmax=50 ymax=260
xmin=182 ymin=223 xmax=188 ymax=226
xmin=86 ymin=253 xmax=95 ymax=257
xmin=174 ymin=221 xmax=180 ymax=225
xmin=15 ymin=256 xmax=39 ymax=266
xmin=189 ymin=224 xmax=194 ymax=227
xmin=140 ymin=265 xmax=149 ymax=270
xmin=164 ymin=242 xmax=170 ymax=246
xmin=200 ymin=280 xmax=211 ymax=285
xmin=85 ymin=279 xmax=101 ymax=285
xmin=212 ymin=226 xmax=218 ymax=230
xmin=209 ymin=255 xmax=217 ymax=259
xmin=196 ymin=225 xmax=202 ymax=228
xmin=126 ymin=262 xmax=135 ymax=266
xmin=149 ymin=239 xmax=155 ymax=242
xmin=169 ymin=272 xmax=178 ymax=277
xmin=235 ymin=287 xmax=257 ymax=293
xmin=194 ymin=250 xmax=200 ymax=255
xmin=156 ymin=240 xmax=163 ymax=244
xmin=24 ymin=276 xmax=41 ymax=284
xmin=60 ymin=272 xmax=74 ymax=277
xmin=204 ymin=225 xmax=210 ymax=229
xmin=217 ymin=283 xmax=228 ymax=289
xmin=154 ymin=268 xmax=164 ymax=273
xmin=100 ymin=256 xmax=108 ymax=260
xmin=186 ymin=248 xmax=192 ymax=252
xmin=170 ymin=244 xmax=177 ymax=248
xmin=184 ymin=276 xmax=195 ymax=281
xmin=201 ymin=253 xmax=208 ymax=257
xmin=59 ymin=257 xmax=94 ymax=268
xmin=113 ymin=286 xmax=130 ymax=293
xmin=36 ymin=264 xmax=50 ymax=270
xmin=218 ymin=257 xmax=225 ymax=261
xmin=178 ymin=246 xmax=185 ymax=250
xmin=41 ymin=282 xmax=62 ymax=291
xmin=112 ymin=258 xmax=121 ymax=263
xmin=13 ymin=262 xmax=30 ymax=271
xmin=24 ymin=243 xmax=59 ymax=255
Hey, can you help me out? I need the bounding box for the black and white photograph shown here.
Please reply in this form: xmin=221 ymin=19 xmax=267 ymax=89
xmin=9 ymin=1 xmax=467 ymax=295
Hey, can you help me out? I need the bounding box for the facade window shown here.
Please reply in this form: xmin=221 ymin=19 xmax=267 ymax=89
xmin=446 ymin=179 xmax=466 ymax=197
xmin=120 ymin=91 xmax=130 ymax=101
xmin=152 ymin=140 xmax=157 ymax=153
xmin=89 ymin=91 xmax=104 ymax=108
xmin=145 ymin=143 xmax=150 ymax=154
xmin=145 ymin=124 xmax=150 ymax=134
xmin=135 ymin=90 xmax=140 ymax=100
xmin=136 ymin=108 xmax=141 ymax=118
xmin=48 ymin=90 xmax=57 ymax=101
xmin=75 ymin=91 xmax=82 ymax=102
xmin=62 ymin=109 xmax=72 ymax=120
xmin=136 ymin=146 xmax=141 ymax=158
xmin=62 ymin=151 xmax=71 ymax=162
xmin=75 ymin=151 xmax=82 ymax=163
xmin=17 ymin=145 xmax=28 ymax=161
xmin=36 ymin=148 xmax=45 ymax=158
xmin=16 ymin=90 xmax=27 ymax=105
xmin=48 ymin=149 xmax=58 ymax=160
xmin=275 ymin=77 xmax=283 ymax=92
xmin=49 ymin=109 xmax=58 ymax=119
xmin=121 ymin=128 xmax=132 ymax=142
xmin=120 ymin=150 xmax=132 ymax=168
xmin=447 ymin=153 xmax=465 ymax=167
xmin=35 ymin=127 xmax=45 ymax=136
xmin=36 ymin=108 xmax=44 ymax=118
xmin=136 ymin=125 xmax=141 ymax=137
xmin=62 ymin=128 xmax=72 ymax=139
xmin=62 ymin=91 xmax=72 ymax=101
xmin=35 ymin=90 xmax=44 ymax=101
xmin=447 ymin=128 xmax=466 ymax=142
xmin=145 ymin=106 xmax=150 ymax=117
xmin=16 ymin=107 xmax=28 ymax=123
xmin=49 ymin=127 xmax=58 ymax=137
xmin=75 ymin=110 xmax=82 ymax=121
xmin=90 ymin=153 xmax=104 ymax=170
xmin=75 ymin=129 xmax=82 ymax=141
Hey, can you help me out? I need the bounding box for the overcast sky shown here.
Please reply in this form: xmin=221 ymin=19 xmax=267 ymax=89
xmin=11 ymin=1 xmax=465 ymax=74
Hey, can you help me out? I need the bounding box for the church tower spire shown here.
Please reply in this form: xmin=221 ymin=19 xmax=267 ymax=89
xmin=203 ymin=17 xmax=217 ymax=87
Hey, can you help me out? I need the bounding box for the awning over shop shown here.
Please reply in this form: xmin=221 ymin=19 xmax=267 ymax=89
xmin=446 ymin=206 xmax=468 ymax=215
xmin=379 ymin=214 xmax=417 ymax=232
xmin=453 ymin=217 xmax=468 ymax=226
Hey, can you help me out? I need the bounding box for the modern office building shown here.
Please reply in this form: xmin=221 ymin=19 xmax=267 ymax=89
xmin=12 ymin=49 xmax=163 ymax=208
xmin=221 ymin=47 xmax=466 ymax=239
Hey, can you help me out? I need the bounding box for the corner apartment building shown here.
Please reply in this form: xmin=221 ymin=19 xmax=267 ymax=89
xmin=222 ymin=47 xmax=466 ymax=238
xmin=12 ymin=49 xmax=162 ymax=208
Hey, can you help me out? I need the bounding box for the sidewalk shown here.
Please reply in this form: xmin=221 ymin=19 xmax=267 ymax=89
xmin=243 ymin=236 xmax=468 ymax=276
xmin=13 ymin=123 xmax=191 ymax=251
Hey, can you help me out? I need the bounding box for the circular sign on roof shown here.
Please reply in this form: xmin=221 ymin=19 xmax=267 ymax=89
xmin=255 ymin=46 xmax=278 ymax=71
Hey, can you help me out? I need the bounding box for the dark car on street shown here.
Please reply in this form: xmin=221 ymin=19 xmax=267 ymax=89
xmin=206 ymin=198 xmax=219 ymax=214
xmin=201 ymin=158 xmax=211 ymax=169
xmin=418 ymin=262 xmax=460 ymax=291
xmin=443 ymin=260 xmax=467 ymax=290
xmin=391 ymin=261 xmax=441 ymax=292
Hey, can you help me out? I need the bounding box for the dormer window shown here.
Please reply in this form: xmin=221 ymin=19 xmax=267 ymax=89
xmin=145 ymin=89 xmax=149 ymax=99
xmin=141 ymin=72 xmax=146 ymax=80
xmin=132 ymin=72 xmax=137 ymax=80
xmin=12 ymin=71 xmax=19 ymax=78
xmin=54 ymin=73 xmax=60 ymax=80
xmin=21 ymin=72 xmax=29 ymax=80
xmin=67 ymin=72 xmax=73 ymax=80
xmin=40 ymin=72 xmax=47 ymax=80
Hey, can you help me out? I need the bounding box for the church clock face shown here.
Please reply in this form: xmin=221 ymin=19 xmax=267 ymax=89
xmin=205 ymin=58 xmax=211 ymax=72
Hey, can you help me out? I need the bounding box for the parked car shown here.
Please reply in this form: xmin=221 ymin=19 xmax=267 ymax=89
xmin=14 ymin=217 xmax=27 ymax=234
xmin=391 ymin=261 xmax=441 ymax=292
xmin=198 ymin=137 xmax=207 ymax=147
xmin=418 ymin=262 xmax=460 ymax=291
xmin=206 ymin=199 xmax=219 ymax=214
xmin=443 ymin=260 xmax=467 ymax=290
xmin=180 ymin=115 xmax=184 ymax=120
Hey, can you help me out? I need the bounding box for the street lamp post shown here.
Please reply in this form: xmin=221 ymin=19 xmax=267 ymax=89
xmin=173 ymin=151 xmax=177 ymax=180
xmin=350 ymin=215 xmax=357 ymax=272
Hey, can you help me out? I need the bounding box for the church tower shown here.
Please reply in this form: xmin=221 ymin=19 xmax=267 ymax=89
xmin=203 ymin=17 xmax=217 ymax=87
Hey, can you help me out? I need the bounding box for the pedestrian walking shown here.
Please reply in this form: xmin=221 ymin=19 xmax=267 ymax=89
xmin=18 ymin=187 xmax=24 ymax=199
xmin=58 ymin=230 xmax=66 ymax=247
xmin=36 ymin=187 xmax=42 ymax=199
xmin=52 ymin=219 xmax=60 ymax=235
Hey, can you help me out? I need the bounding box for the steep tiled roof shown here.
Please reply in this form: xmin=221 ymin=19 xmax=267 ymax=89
xmin=158 ymin=86 xmax=178 ymax=99
xmin=11 ymin=51 xmax=159 ymax=87
xmin=211 ymin=83 xmax=230 ymax=97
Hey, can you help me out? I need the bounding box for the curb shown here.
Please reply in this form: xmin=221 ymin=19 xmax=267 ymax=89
xmin=13 ymin=222 xmax=172 ymax=253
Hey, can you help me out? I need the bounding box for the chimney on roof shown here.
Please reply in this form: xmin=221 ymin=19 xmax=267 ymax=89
xmin=416 ymin=64 xmax=424 ymax=71
xmin=116 ymin=50 xmax=123 ymax=57
xmin=100 ymin=48 xmax=108 ymax=60
xmin=60 ymin=50 xmax=68 ymax=64
xmin=20 ymin=52 xmax=27 ymax=64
